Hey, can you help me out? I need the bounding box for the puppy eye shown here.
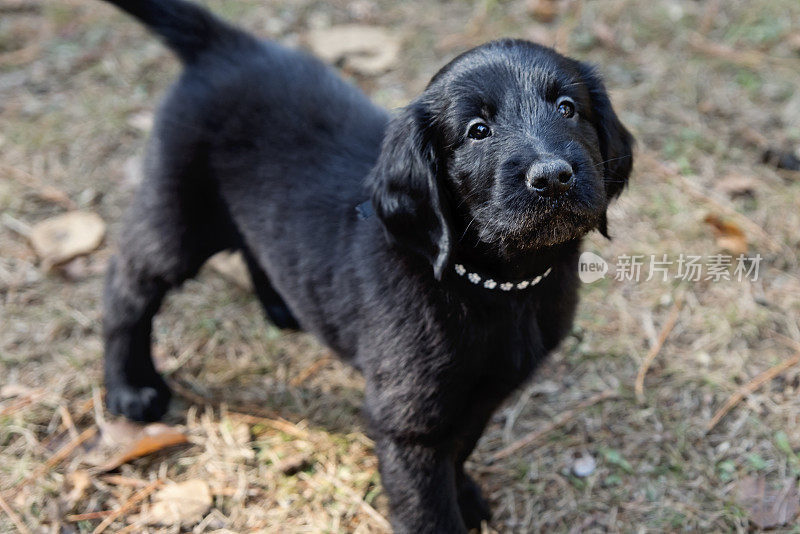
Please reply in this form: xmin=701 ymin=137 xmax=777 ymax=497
xmin=557 ymin=97 xmax=576 ymax=119
xmin=467 ymin=122 xmax=491 ymax=140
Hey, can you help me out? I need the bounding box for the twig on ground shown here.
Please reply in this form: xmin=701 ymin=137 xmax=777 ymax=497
xmin=490 ymin=389 xmax=619 ymax=461
xmin=58 ymin=404 xmax=80 ymax=441
xmin=115 ymin=521 xmax=146 ymax=534
xmin=687 ymin=32 xmax=796 ymax=70
xmin=0 ymin=213 xmax=32 ymax=239
xmin=0 ymin=492 xmax=30 ymax=534
xmin=13 ymin=426 xmax=98 ymax=491
xmin=290 ymin=356 xmax=333 ymax=387
xmin=229 ymin=411 xmax=309 ymax=440
xmin=706 ymin=352 xmax=800 ymax=432
xmin=66 ymin=510 xmax=115 ymax=522
xmin=41 ymin=425 xmax=97 ymax=473
xmin=168 ymin=379 xmax=310 ymax=439
xmin=167 ymin=379 xmax=209 ymax=407
xmin=100 ymin=475 xmax=150 ymax=488
xmin=635 ymin=299 xmax=683 ymax=403
xmin=0 ymin=388 xmax=45 ymax=416
xmin=91 ymin=478 xmax=163 ymax=534
xmin=772 ymin=331 xmax=800 ymax=353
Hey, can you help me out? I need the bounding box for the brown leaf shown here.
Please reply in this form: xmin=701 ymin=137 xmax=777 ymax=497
xmin=138 ymin=479 xmax=212 ymax=526
xmin=703 ymin=214 xmax=748 ymax=255
xmin=305 ymin=25 xmax=400 ymax=75
xmin=29 ymin=211 xmax=105 ymax=268
xmin=736 ymin=476 xmax=800 ymax=529
xmin=96 ymin=423 xmax=188 ymax=472
xmin=527 ymin=0 xmax=559 ymax=22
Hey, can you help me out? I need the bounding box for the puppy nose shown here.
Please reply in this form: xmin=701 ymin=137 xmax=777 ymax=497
xmin=525 ymin=159 xmax=574 ymax=197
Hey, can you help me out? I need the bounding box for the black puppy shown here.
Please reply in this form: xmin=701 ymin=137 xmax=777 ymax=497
xmin=100 ymin=0 xmax=633 ymax=531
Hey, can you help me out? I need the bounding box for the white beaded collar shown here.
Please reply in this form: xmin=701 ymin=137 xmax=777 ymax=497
xmin=453 ymin=263 xmax=552 ymax=291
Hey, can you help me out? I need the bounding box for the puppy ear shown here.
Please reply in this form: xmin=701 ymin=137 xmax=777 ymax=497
xmin=579 ymin=63 xmax=634 ymax=200
xmin=369 ymin=102 xmax=453 ymax=280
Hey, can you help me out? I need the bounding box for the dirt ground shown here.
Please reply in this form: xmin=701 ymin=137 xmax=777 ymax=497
xmin=2 ymin=0 xmax=800 ymax=532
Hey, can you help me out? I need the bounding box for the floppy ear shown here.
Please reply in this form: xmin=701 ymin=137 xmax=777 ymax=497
xmin=368 ymin=102 xmax=453 ymax=280
xmin=578 ymin=63 xmax=634 ymax=201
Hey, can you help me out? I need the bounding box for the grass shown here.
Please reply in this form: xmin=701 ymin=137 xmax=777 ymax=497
xmin=2 ymin=0 xmax=800 ymax=532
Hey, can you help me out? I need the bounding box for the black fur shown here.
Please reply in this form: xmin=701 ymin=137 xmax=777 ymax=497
xmin=99 ymin=1 xmax=633 ymax=531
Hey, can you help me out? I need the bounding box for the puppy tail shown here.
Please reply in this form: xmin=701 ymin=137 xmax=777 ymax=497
xmin=100 ymin=0 xmax=254 ymax=64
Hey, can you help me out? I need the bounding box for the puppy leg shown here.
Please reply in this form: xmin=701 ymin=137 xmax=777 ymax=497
xmin=241 ymin=249 xmax=301 ymax=330
xmin=374 ymin=435 xmax=466 ymax=533
xmin=104 ymin=252 xmax=174 ymax=422
xmin=453 ymin=399 xmax=501 ymax=530
xmin=104 ymin=166 xmax=229 ymax=421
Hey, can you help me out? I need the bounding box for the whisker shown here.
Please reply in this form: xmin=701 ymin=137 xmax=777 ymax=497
xmin=460 ymin=216 xmax=477 ymax=241
xmin=593 ymin=154 xmax=633 ymax=167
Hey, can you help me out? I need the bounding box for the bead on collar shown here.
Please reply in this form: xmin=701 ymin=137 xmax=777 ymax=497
xmin=453 ymin=263 xmax=552 ymax=291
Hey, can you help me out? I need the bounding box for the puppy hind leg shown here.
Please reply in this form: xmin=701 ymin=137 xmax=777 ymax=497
xmin=241 ymin=249 xmax=301 ymax=330
xmin=104 ymin=254 xmax=174 ymax=422
xmin=104 ymin=189 xmax=227 ymax=421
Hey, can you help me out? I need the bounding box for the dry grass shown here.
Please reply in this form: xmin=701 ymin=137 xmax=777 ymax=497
xmin=2 ymin=0 xmax=800 ymax=532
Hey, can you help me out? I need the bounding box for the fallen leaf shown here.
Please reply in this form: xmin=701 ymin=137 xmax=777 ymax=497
xmin=96 ymin=422 xmax=189 ymax=472
xmin=29 ymin=211 xmax=105 ymax=267
xmin=305 ymin=25 xmax=400 ymax=75
xmin=527 ymin=0 xmax=559 ymax=22
xmin=714 ymin=174 xmax=757 ymax=198
xmin=736 ymin=476 xmax=800 ymax=529
xmin=207 ymin=250 xmax=253 ymax=291
xmin=703 ymin=214 xmax=748 ymax=255
xmin=140 ymin=479 xmax=211 ymax=526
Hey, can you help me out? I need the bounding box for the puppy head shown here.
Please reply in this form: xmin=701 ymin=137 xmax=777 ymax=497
xmin=369 ymin=39 xmax=633 ymax=278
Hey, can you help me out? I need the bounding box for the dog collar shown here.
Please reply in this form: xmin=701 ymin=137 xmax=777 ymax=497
xmin=357 ymin=200 xmax=552 ymax=291
xmin=453 ymin=263 xmax=552 ymax=291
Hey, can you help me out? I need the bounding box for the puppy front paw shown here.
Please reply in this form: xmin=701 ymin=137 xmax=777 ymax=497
xmin=458 ymin=474 xmax=491 ymax=532
xmin=106 ymin=379 xmax=171 ymax=422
